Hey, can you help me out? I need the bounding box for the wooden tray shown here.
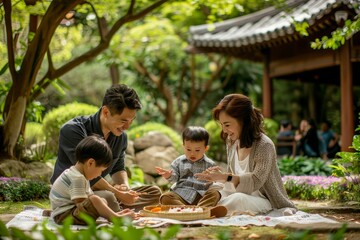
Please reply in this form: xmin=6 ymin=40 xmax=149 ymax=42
xmin=140 ymin=205 xmax=211 ymax=221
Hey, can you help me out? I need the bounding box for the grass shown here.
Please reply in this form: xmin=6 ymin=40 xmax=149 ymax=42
xmin=0 ymin=199 xmax=50 ymax=214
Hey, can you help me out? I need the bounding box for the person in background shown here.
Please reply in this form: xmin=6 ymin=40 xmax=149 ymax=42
xmin=50 ymin=135 xmax=137 ymax=225
xmin=295 ymin=119 xmax=327 ymax=160
xmin=50 ymin=84 xmax=161 ymax=212
xmin=195 ymin=94 xmax=296 ymax=216
xmin=320 ymin=120 xmax=341 ymax=158
xmin=276 ymin=120 xmax=295 ymax=156
xmin=155 ymin=126 xmax=221 ymax=208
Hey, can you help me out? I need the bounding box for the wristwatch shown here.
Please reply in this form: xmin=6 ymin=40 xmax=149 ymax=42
xmin=226 ymin=175 xmax=233 ymax=182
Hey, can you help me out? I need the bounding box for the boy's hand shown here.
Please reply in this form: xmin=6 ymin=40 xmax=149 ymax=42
xmin=117 ymin=208 xmax=139 ymax=219
xmin=155 ymin=166 xmax=172 ymax=179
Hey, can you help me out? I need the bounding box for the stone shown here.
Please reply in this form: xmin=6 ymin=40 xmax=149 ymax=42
xmin=0 ymin=159 xmax=52 ymax=182
xmin=133 ymin=132 xmax=173 ymax=152
xmin=134 ymin=146 xmax=179 ymax=175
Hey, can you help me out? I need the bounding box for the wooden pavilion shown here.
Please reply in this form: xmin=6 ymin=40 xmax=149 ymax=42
xmin=188 ymin=0 xmax=359 ymax=151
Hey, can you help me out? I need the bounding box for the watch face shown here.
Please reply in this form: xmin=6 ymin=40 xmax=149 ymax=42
xmin=227 ymin=175 xmax=232 ymax=182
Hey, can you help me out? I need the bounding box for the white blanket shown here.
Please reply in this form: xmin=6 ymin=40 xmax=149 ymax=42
xmin=6 ymin=206 xmax=338 ymax=230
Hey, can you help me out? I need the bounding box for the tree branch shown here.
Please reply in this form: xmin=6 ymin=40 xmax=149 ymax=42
xmin=3 ymin=0 xmax=17 ymax=81
xmin=127 ymin=0 xmax=136 ymax=15
xmin=31 ymin=0 xmax=168 ymax=99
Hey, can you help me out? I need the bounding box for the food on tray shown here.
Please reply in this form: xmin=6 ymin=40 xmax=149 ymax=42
xmin=168 ymin=206 xmax=204 ymax=213
xmin=150 ymin=207 xmax=162 ymax=213
xmin=142 ymin=205 xmax=211 ymax=221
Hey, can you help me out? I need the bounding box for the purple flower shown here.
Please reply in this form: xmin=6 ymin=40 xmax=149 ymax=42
xmin=0 ymin=177 xmax=23 ymax=182
xmin=282 ymin=176 xmax=342 ymax=188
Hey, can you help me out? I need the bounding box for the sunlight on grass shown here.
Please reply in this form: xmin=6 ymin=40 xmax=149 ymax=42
xmin=0 ymin=199 xmax=50 ymax=214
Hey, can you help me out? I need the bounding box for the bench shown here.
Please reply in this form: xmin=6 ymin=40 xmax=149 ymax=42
xmin=276 ymin=136 xmax=297 ymax=157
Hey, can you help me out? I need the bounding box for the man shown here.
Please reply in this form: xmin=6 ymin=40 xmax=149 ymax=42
xmin=50 ymin=84 xmax=161 ymax=212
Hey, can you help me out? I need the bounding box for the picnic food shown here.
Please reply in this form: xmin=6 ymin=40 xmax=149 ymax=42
xmin=141 ymin=205 xmax=211 ymax=220
xmin=168 ymin=206 xmax=203 ymax=213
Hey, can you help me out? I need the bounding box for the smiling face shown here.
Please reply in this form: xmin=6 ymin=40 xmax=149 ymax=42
xmin=218 ymin=111 xmax=242 ymax=142
xmin=101 ymin=106 xmax=136 ymax=137
xmin=183 ymin=140 xmax=209 ymax=162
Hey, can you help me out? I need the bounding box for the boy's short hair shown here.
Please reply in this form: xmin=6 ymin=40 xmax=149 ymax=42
xmin=75 ymin=135 xmax=113 ymax=167
xmin=182 ymin=126 xmax=209 ymax=146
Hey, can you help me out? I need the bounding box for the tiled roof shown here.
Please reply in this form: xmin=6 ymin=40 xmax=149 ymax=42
xmin=188 ymin=0 xmax=358 ymax=50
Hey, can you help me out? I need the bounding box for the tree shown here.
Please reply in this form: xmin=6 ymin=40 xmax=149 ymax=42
xmin=0 ymin=0 xmax=168 ymax=159
xmin=1 ymin=0 xmax=245 ymax=159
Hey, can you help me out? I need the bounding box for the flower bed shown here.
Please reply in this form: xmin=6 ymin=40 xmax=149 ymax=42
xmin=282 ymin=175 xmax=360 ymax=202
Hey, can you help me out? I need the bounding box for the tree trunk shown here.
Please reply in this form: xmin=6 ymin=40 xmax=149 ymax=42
xmin=2 ymin=82 xmax=28 ymax=159
xmin=1 ymin=0 xmax=81 ymax=159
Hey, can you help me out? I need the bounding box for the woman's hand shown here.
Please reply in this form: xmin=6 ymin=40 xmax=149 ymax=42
xmin=195 ymin=167 xmax=227 ymax=183
xmin=155 ymin=166 xmax=172 ymax=179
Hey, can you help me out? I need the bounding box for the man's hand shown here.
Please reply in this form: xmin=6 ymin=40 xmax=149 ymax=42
xmin=114 ymin=183 xmax=129 ymax=191
xmin=114 ymin=189 xmax=140 ymax=205
xmin=155 ymin=166 xmax=172 ymax=179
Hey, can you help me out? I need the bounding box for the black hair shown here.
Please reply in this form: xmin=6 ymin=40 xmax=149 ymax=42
xmin=182 ymin=126 xmax=210 ymax=146
xmin=102 ymin=84 xmax=142 ymax=115
xmin=75 ymin=135 xmax=113 ymax=167
xmin=280 ymin=120 xmax=291 ymax=128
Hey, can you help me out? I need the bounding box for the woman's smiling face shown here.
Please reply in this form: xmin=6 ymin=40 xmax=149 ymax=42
xmin=218 ymin=111 xmax=241 ymax=142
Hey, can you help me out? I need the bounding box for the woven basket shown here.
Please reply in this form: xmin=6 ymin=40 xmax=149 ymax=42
xmin=140 ymin=205 xmax=211 ymax=221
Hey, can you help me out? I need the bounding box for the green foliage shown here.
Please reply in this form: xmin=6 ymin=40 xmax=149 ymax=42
xmin=25 ymin=101 xmax=45 ymax=123
xmin=24 ymin=122 xmax=45 ymax=147
xmin=277 ymin=156 xmax=332 ymax=176
xmin=263 ymin=118 xmax=279 ymax=142
xmin=127 ymin=122 xmax=182 ymax=153
xmin=283 ymin=177 xmax=337 ymax=201
xmin=205 ymin=120 xmax=226 ymax=162
xmin=311 ymin=19 xmax=360 ymax=50
xmin=0 ymin=178 xmax=50 ymax=202
xmin=127 ymin=166 xmax=145 ymax=188
xmin=42 ymin=102 xmax=98 ymax=154
xmin=1 ymin=213 xmax=182 ymax=240
xmin=330 ymin=113 xmax=360 ymax=202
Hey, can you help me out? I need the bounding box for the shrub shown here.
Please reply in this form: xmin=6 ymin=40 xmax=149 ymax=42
xmin=0 ymin=177 xmax=50 ymax=202
xmin=24 ymin=122 xmax=45 ymax=148
xmin=330 ymin=112 xmax=360 ymax=202
xmin=42 ymin=102 xmax=98 ymax=155
xmin=205 ymin=120 xmax=226 ymax=162
xmin=264 ymin=118 xmax=279 ymax=143
xmin=277 ymin=156 xmax=332 ymax=176
xmin=127 ymin=122 xmax=182 ymax=152
xmin=282 ymin=175 xmax=360 ymax=203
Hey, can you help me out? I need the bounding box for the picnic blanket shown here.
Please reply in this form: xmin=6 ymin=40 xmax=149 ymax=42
xmin=5 ymin=205 xmax=338 ymax=230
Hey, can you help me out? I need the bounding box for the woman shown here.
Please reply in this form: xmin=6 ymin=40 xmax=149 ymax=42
xmin=195 ymin=94 xmax=296 ymax=215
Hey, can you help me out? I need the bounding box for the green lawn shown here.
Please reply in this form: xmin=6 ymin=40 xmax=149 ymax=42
xmin=0 ymin=199 xmax=50 ymax=214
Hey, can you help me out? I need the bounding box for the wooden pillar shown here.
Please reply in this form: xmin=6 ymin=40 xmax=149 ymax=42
xmin=262 ymin=50 xmax=272 ymax=118
xmin=339 ymin=40 xmax=354 ymax=151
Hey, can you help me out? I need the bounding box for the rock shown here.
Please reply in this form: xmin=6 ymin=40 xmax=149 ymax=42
xmin=133 ymin=132 xmax=173 ymax=152
xmin=126 ymin=140 xmax=135 ymax=156
xmin=134 ymin=146 xmax=179 ymax=175
xmin=0 ymin=159 xmax=52 ymax=182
